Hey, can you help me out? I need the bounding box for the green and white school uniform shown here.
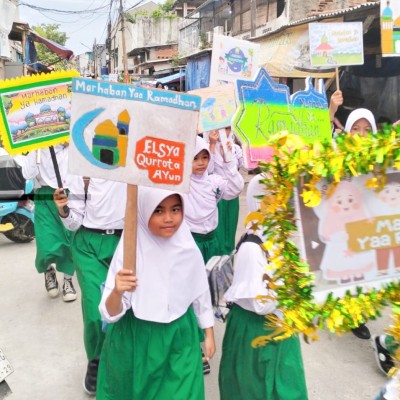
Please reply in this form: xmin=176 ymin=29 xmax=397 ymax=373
xmin=184 ymin=136 xmax=244 ymax=263
xmin=212 ymin=140 xmax=243 ymax=255
xmin=19 ymin=146 xmax=74 ymax=274
xmin=61 ymin=177 xmax=126 ymax=361
xmin=218 ymin=174 xmax=308 ymax=400
xmin=97 ymin=187 xmax=214 ymax=400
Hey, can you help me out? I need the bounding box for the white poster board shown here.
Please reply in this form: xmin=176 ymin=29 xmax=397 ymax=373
xmin=295 ymin=171 xmax=400 ymax=302
xmin=68 ymin=78 xmax=201 ymax=192
xmin=209 ymin=35 xmax=260 ymax=86
xmin=309 ymin=22 xmax=364 ymax=67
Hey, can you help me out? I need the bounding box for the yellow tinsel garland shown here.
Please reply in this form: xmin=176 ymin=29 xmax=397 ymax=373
xmin=253 ymin=128 xmax=400 ymax=373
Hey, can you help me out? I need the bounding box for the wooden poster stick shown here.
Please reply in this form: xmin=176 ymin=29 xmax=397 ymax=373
xmin=123 ymin=184 xmax=138 ymax=274
xmin=335 ymin=67 xmax=340 ymax=91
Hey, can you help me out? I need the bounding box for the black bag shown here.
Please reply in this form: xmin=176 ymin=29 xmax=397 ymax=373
xmin=205 ymin=233 xmax=263 ymax=322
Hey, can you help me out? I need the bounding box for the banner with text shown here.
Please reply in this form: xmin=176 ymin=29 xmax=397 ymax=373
xmin=0 ymin=71 xmax=80 ymax=154
xmin=68 ymin=78 xmax=201 ymax=192
xmin=233 ymin=68 xmax=331 ymax=168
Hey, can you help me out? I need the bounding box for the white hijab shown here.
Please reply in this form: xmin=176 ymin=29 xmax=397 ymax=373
xmin=246 ymin=173 xmax=268 ymax=213
xmin=183 ymin=136 xmax=217 ymax=228
xmin=104 ymin=186 xmax=209 ymax=323
xmin=224 ymin=173 xmax=278 ymax=314
xmin=344 ymin=108 xmax=377 ymax=134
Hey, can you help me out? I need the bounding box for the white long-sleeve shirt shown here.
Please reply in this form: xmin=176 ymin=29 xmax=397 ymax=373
xmin=183 ymin=160 xmax=244 ymax=234
xmin=225 ymin=241 xmax=281 ymax=316
xmin=61 ymin=175 xmax=127 ymax=231
xmin=16 ymin=145 xmax=71 ymax=189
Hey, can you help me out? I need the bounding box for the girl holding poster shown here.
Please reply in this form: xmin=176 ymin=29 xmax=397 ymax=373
xmin=96 ymin=187 xmax=215 ymax=400
xmin=183 ymin=134 xmax=244 ymax=263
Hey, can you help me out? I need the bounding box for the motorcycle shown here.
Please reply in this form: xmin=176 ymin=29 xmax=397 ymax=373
xmin=0 ymin=150 xmax=35 ymax=243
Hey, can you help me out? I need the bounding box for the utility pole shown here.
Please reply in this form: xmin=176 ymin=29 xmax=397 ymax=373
xmin=120 ymin=0 xmax=129 ymax=83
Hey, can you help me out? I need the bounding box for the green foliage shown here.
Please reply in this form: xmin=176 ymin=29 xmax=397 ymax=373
xmin=32 ymin=24 xmax=68 ymax=70
xmin=125 ymin=0 xmax=177 ymax=23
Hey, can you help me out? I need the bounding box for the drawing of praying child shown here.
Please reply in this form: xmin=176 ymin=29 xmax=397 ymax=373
xmin=317 ymin=181 xmax=375 ymax=285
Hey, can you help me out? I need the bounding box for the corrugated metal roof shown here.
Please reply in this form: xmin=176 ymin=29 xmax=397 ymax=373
xmin=255 ymin=2 xmax=379 ymax=40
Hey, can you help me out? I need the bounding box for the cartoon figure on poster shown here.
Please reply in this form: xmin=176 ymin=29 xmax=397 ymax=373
xmin=209 ymin=35 xmax=260 ymax=86
xmin=313 ymin=180 xmax=375 ymax=285
xmin=366 ymin=173 xmax=400 ymax=274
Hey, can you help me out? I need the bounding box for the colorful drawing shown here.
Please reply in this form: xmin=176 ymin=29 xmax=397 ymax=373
xmin=92 ymin=110 xmax=130 ymax=166
xmin=381 ymin=0 xmax=400 ymax=57
xmin=189 ymin=84 xmax=237 ymax=132
xmin=209 ymin=35 xmax=260 ymax=86
xmin=296 ymin=171 xmax=400 ymax=295
xmin=0 ymin=70 xmax=80 ymax=154
xmin=309 ymin=22 xmax=364 ymax=67
xmin=69 ymin=78 xmax=201 ymax=192
xmin=233 ymin=68 xmax=331 ymax=168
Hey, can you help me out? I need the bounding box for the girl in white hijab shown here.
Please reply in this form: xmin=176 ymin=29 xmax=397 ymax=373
xmin=183 ymin=135 xmax=244 ymax=263
xmin=344 ymin=108 xmax=377 ymax=136
xmin=219 ymin=174 xmax=308 ymax=400
xmin=97 ymin=186 xmax=215 ymax=400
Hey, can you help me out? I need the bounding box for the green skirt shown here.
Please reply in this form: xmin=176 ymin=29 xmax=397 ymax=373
xmin=71 ymin=228 xmax=121 ymax=361
xmin=33 ymin=186 xmax=74 ymax=275
xmin=97 ymin=308 xmax=204 ymax=400
xmin=219 ymin=304 xmax=308 ymax=400
xmin=192 ymin=230 xmax=220 ymax=264
xmin=214 ymin=197 xmax=240 ymax=255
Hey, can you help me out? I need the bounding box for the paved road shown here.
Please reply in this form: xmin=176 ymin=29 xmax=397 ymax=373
xmin=0 ymin=177 xmax=390 ymax=399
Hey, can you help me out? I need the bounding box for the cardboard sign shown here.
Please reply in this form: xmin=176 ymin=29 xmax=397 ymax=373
xmin=233 ymin=68 xmax=331 ymax=168
xmin=68 ymin=78 xmax=201 ymax=192
xmin=209 ymin=35 xmax=260 ymax=86
xmin=309 ymin=22 xmax=364 ymax=67
xmin=0 ymin=71 xmax=80 ymax=154
xmin=189 ymin=83 xmax=236 ymax=133
xmin=295 ymin=171 xmax=400 ymax=301
xmin=381 ymin=1 xmax=400 ymax=57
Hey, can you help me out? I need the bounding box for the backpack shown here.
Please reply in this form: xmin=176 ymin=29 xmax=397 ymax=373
xmin=205 ymin=233 xmax=263 ymax=322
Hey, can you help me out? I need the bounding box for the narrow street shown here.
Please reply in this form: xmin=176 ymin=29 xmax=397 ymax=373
xmin=0 ymin=176 xmax=389 ymax=399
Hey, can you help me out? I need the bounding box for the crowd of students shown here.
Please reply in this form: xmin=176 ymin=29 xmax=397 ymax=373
xmin=11 ymin=94 xmax=400 ymax=399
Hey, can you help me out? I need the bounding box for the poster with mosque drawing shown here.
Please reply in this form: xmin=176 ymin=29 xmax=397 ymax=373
xmin=233 ymin=67 xmax=331 ymax=169
xmin=209 ymin=35 xmax=260 ymax=86
xmin=295 ymin=171 xmax=400 ymax=301
xmin=381 ymin=0 xmax=400 ymax=57
xmin=0 ymin=70 xmax=80 ymax=155
xmin=309 ymin=22 xmax=364 ymax=67
xmin=68 ymin=78 xmax=201 ymax=192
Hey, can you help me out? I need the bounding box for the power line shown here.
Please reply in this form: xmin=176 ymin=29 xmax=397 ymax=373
xmin=18 ymin=2 xmax=111 ymax=15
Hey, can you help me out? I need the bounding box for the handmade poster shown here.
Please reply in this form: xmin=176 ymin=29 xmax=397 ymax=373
xmin=381 ymin=1 xmax=400 ymax=57
xmin=233 ymin=68 xmax=331 ymax=168
xmin=189 ymin=83 xmax=236 ymax=132
xmin=209 ymin=35 xmax=260 ymax=86
xmin=68 ymin=78 xmax=201 ymax=192
xmin=295 ymin=171 xmax=400 ymax=301
xmin=309 ymin=22 xmax=364 ymax=67
xmin=0 ymin=70 xmax=80 ymax=155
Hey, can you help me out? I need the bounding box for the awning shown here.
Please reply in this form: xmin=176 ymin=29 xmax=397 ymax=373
xmin=30 ymin=32 xmax=74 ymax=61
xmin=157 ymin=70 xmax=185 ymax=84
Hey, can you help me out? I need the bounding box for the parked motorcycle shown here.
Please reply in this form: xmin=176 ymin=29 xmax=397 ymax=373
xmin=0 ymin=150 xmax=35 ymax=243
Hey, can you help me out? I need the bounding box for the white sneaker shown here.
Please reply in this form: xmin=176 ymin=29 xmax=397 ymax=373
xmin=44 ymin=265 xmax=59 ymax=298
xmin=62 ymin=278 xmax=77 ymax=302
